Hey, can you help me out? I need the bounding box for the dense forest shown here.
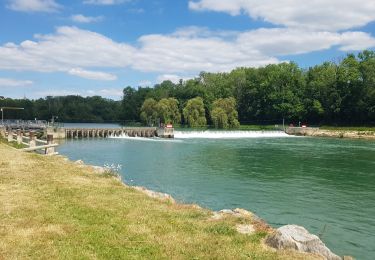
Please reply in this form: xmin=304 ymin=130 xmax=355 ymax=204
xmin=1 ymin=51 xmax=375 ymax=126
xmin=0 ymin=96 xmax=123 ymax=123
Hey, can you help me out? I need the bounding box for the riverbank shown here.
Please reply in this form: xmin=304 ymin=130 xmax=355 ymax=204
xmin=286 ymin=127 xmax=375 ymax=140
xmin=0 ymin=143 xmax=325 ymax=259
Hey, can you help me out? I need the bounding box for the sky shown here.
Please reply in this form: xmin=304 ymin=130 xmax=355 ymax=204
xmin=0 ymin=0 xmax=375 ymax=100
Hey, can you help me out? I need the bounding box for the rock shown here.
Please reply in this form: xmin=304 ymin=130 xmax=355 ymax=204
xmin=220 ymin=209 xmax=236 ymax=215
xmin=91 ymin=165 xmax=106 ymax=174
xmin=236 ymin=224 xmax=255 ymax=235
xmin=211 ymin=208 xmax=263 ymax=222
xmin=234 ymin=208 xmax=252 ymax=217
xmin=133 ymin=186 xmax=175 ymax=203
xmin=265 ymin=225 xmax=341 ymax=260
xmin=74 ymin=160 xmax=84 ymax=165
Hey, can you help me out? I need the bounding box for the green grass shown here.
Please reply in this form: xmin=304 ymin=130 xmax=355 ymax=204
xmin=0 ymin=144 xmax=319 ymax=259
xmin=0 ymin=136 xmax=27 ymax=149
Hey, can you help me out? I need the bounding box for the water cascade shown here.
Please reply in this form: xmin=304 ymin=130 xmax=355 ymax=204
xmin=174 ymin=130 xmax=290 ymax=139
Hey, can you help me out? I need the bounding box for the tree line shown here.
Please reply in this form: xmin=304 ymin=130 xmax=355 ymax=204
xmin=1 ymin=50 xmax=375 ymax=126
xmin=0 ymin=95 xmax=122 ymax=123
xmin=124 ymin=51 xmax=375 ymax=126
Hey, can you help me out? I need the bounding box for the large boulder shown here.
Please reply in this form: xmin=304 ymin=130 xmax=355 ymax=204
xmin=265 ymin=225 xmax=341 ymax=260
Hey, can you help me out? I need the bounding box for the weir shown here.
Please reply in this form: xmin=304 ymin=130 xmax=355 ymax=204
xmin=46 ymin=127 xmax=174 ymax=139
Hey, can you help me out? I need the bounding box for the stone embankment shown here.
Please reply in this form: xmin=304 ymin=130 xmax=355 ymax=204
xmin=286 ymin=127 xmax=375 ymax=140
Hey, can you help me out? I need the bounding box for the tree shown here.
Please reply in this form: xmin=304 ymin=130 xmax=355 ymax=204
xmin=337 ymin=54 xmax=363 ymax=124
xmin=211 ymin=97 xmax=240 ymax=128
xmin=305 ymin=62 xmax=338 ymax=124
xmin=140 ymin=98 xmax=158 ymax=126
xmin=183 ymin=97 xmax=207 ymax=127
xmin=156 ymin=98 xmax=181 ymax=124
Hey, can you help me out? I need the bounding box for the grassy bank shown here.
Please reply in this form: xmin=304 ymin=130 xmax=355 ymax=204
xmin=0 ymin=136 xmax=28 ymax=149
xmin=0 ymin=144 xmax=318 ymax=259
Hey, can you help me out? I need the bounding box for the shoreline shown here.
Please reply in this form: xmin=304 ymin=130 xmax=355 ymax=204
xmin=286 ymin=127 xmax=375 ymax=140
xmin=69 ymin=154 xmax=346 ymax=260
xmin=0 ymin=142 xmax=349 ymax=259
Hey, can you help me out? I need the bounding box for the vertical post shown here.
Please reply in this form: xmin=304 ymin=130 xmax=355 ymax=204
xmin=17 ymin=129 xmax=23 ymax=145
xmin=283 ymin=118 xmax=285 ymax=132
xmin=0 ymin=127 xmax=5 ymax=138
xmin=46 ymin=134 xmax=55 ymax=155
xmin=7 ymin=128 xmax=13 ymax=142
xmin=29 ymin=131 xmax=36 ymax=148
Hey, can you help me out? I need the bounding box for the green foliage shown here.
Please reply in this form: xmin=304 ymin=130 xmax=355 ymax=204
xmin=2 ymin=50 xmax=375 ymax=126
xmin=0 ymin=95 xmax=122 ymax=123
xmin=140 ymin=98 xmax=158 ymax=126
xmin=156 ymin=98 xmax=181 ymax=124
xmin=182 ymin=97 xmax=207 ymax=127
xmin=0 ymin=137 xmax=27 ymax=149
xmin=211 ymin=98 xmax=240 ymax=129
xmin=205 ymin=223 xmax=236 ymax=236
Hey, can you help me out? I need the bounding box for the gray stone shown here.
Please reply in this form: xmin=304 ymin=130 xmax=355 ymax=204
xmin=91 ymin=165 xmax=106 ymax=174
xmin=265 ymin=225 xmax=341 ymax=260
xmin=211 ymin=208 xmax=261 ymax=221
xmin=74 ymin=159 xmax=84 ymax=165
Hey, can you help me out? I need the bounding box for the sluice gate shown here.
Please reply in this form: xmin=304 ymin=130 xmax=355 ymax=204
xmin=64 ymin=127 xmax=158 ymax=139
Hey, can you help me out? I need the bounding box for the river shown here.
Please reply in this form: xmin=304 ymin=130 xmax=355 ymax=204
xmin=57 ymin=127 xmax=375 ymax=259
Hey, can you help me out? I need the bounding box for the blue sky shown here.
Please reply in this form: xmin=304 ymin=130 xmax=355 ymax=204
xmin=1 ymin=0 xmax=375 ymax=100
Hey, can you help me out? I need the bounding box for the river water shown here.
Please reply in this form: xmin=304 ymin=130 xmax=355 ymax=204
xmin=57 ymin=128 xmax=375 ymax=259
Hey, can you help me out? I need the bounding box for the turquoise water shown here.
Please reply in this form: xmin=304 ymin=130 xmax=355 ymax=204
xmin=57 ymin=132 xmax=375 ymax=259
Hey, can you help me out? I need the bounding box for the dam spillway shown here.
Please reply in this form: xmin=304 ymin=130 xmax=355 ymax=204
xmin=47 ymin=127 xmax=160 ymax=139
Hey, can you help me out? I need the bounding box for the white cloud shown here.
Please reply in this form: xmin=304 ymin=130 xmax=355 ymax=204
xmin=35 ymin=88 xmax=122 ymax=99
xmin=0 ymin=26 xmax=374 ymax=79
xmin=68 ymin=68 xmax=117 ymax=81
xmin=138 ymin=80 xmax=152 ymax=87
xmin=156 ymin=74 xmax=190 ymax=84
xmin=0 ymin=26 xmax=135 ymax=72
xmin=83 ymin=0 xmax=128 ymax=5
xmin=7 ymin=0 xmax=61 ymax=13
xmin=36 ymin=89 xmax=81 ymax=97
xmin=85 ymin=88 xmax=123 ymax=100
xmin=236 ymin=29 xmax=375 ymax=56
xmin=189 ymin=0 xmax=375 ymax=31
xmin=96 ymin=88 xmax=124 ymax=98
xmin=0 ymin=78 xmax=33 ymax=87
xmin=71 ymin=14 xmax=104 ymax=23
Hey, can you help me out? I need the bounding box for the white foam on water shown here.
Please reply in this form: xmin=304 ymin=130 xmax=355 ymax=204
xmin=107 ymin=133 xmax=183 ymax=142
xmin=174 ymin=130 xmax=290 ymax=139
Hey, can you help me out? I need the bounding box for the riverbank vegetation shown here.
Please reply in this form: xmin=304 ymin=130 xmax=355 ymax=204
xmin=1 ymin=50 xmax=374 ymax=127
xmin=0 ymin=144 xmax=319 ymax=259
